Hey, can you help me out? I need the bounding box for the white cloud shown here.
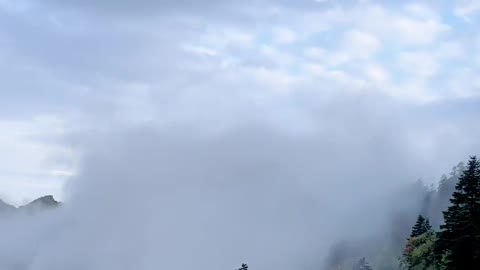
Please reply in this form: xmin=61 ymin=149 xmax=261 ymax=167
xmin=0 ymin=116 xmax=75 ymax=203
xmin=392 ymin=16 xmax=449 ymax=46
xmin=363 ymin=63 xmax=390 ymax=85
xmin=404 ymin=3 xmax=441 ymax=21
xmin=303 ymin=47 xmax=327 ymax=61
xmin=304 ymin=63 xmax=368 ymax=91
xmin=398 ymin=51 xmax=440 ymax=78
xmin=50 ymin=170 xmax=75 ymax=177
xmin=341 ymin=29 xmax=381 ymax=58
xmin=1 ymin=0 xmax=480 ymax=204
xmin=202 ymin=28 xmax=256 ymax=49
xmin=271 ymin=26 xmax=298 ymax=44
xmin=182 ymin=44 xmax=219 ymax=57
xmin=354 ymin=4 xmax=449 ymax=46
xmin=259 ymin=44 xmax=296 ymax=67
xmin=444 ymin=67 xmax=480 ymax=98
xmin=386 ymin=80 xmax=441 ymax=103
xmin=250 ymin=66 xmax=303 ymax=93
xmin=314 ymin=29 xmax=381 ymax=67
xmin=293 ymin=10 xmax=333 ymax=34
xmin=454 ymin=0 xmax=480 ymax=19
xmin=435 ymin=41 xmax=465 ymax=60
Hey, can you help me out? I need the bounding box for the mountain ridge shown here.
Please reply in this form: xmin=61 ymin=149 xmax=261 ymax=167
xmin=0 ymin=195 xmax=61 ymax=214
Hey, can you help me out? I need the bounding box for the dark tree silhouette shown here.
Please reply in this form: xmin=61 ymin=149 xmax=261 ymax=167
xmin=410 ymin=215 xmax=431 ymax=238
xmin=237 ymin=263 xmax=248 ymax=270
xmin=436 ymin=156 xmax=480 ymax=269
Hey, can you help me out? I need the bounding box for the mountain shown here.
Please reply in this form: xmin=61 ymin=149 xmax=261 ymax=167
xmin=20 ymin=195 xmax=61 ymax=209
xmin=0 ymin=199 xmax=16 ymax=216
xmin=0 ymin=195 xmax=61 ymax=216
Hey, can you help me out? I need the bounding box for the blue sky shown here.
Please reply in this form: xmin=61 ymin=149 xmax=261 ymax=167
xmin=1 ymin=0 xmax=480 ymax=204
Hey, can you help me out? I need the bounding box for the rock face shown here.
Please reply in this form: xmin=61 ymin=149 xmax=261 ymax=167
xmin=21 ymin=195 xmax=61 ymax=209
xmin=0 ymin=195 xmax=61 ymax=216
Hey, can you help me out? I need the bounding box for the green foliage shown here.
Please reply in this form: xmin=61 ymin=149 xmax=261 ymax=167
xmin=401 ymin=231 xmax=438 ymax=270
xmin=399 ymin=157 xmax=480 ymax=270
xmin=400 ymin=157 xmax=477 ymax=270
xmin=435 ymin=156 xmax=480 ymax=269
xmin=322 ymin=157 xmax=479 ymax=270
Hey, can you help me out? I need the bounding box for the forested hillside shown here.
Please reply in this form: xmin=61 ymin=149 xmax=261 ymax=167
xmin=325 ymin=157 xmax=480 ymax=270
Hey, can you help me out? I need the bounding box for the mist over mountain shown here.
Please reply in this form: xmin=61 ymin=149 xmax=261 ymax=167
xmin=0 ymin=154 xmax=466 ymax=270
xmin=0 ymin=125 xmax=472 ymax=270
xmin=2 ymin=0 xmax=480 ymax=270
xmin=0 ymin=195 xmax=60 ymax=215
xmin=0 ymin=199 xmax=16 ymax=214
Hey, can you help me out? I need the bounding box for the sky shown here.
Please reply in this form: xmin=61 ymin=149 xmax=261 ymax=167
xmin=1 ymin=0 xmax=480 ymax=205
xmin=1 ymin=1 xmax=480 ymax=270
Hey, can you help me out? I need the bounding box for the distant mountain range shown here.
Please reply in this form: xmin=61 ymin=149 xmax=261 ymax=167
xmin=0 ymin=195 xmax=61 ymax=215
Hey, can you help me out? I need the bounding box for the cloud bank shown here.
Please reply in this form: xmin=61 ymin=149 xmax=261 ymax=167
xmin=1 ymin=0 xmax=480 ymax=269
xmin=0 ymin=122 xmax=428 ymax=270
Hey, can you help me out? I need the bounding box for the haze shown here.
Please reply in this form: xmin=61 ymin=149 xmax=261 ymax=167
xmin=1 ymin=0 xmax=480 ymax=270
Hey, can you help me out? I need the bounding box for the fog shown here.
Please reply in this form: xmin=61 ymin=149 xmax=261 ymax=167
xmin=0 ymin=95 xmax=475 ymax=269
xmin=2 ymin=0 xmax=480 ymax=269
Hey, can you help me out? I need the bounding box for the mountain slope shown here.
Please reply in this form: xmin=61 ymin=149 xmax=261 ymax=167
xmin=0 ymin=195 xmax=61 ymax=216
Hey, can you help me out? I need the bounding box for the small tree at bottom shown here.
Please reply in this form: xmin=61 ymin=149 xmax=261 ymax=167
xmin=353 ymin=257 xmax=373 ymax=270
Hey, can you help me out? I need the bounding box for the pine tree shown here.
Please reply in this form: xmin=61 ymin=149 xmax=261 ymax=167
xmin=424 ymin=218 xmax=431 ymax=232
xmin=435 ymin=156 xmax=480 ymax=269
xmin=402 ymin=214 xmax=437 ymax=270
xmin=433 ymin=170 xmax=461 ymax=227
xmin=237 ymin=263 xmax=248 ymax=270
xmin=410 ymin=215 xmax=431 ymax=238
xmin=353 ymin=257 xmax=372 ymax=270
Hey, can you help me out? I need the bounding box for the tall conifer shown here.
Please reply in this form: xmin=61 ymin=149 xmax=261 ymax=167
xmin=436 ymin=156 xmax=480 ymax=269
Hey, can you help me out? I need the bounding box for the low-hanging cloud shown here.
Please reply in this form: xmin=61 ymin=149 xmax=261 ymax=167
xmin=2 ymin=0 xmax=480 ymax=269
xmin=1 ymin=92 xmax=476 ymax=270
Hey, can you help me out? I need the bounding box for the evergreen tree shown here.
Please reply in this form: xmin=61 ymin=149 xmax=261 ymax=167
xmin=237 ymin=263 xmax=248 ymax=270
xmin=435 ymin=156 xmax=480 ymax=269
xmin=402 ymin=214 xmax=437 ymax=270
xmin=410 ymin=215 xmax=431 ymax=238
xmin=424 ymin=218 xmax=431 ymax=232
xmin=438 ymin=174 xmax=448 ymax=194
xmin=353 ymin=257 xmax=372 ymax=270
xmin=432 ymin=169 xmax=461 ymax=227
